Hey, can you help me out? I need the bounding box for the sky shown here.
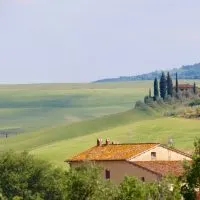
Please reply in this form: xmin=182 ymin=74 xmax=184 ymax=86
xmin=0 ymin=0 xmax=200 ymax=83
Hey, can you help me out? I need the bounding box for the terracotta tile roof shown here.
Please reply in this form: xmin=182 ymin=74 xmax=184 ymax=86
xmin=178 ymin=84 xmax=193 ymax=89
xmin=132 ymin=161 xmax=186 ymax=177
xmin=66 ymin=143 xmax=159 ymax=162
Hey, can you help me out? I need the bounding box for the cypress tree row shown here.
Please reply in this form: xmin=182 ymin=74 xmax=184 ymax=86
xmin=154 ymin=78 xmax=159 ymax=99
xmin=160 ymin=72 xmax=167 ymax=99
xmin=167 ymin=72 xmax=173 ymax=96
xmin=175 ymin=72 xmax=179 ymax=93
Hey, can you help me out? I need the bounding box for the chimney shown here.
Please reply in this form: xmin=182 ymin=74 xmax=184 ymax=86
xmin=97 ymin=138 xmax=102 ymax=146
xmin=106 ymin=138 xmax=110 ymax=145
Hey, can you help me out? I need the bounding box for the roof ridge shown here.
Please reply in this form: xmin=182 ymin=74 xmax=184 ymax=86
xmin=102 ymin=142 xmax=160 ymax=145
xmin=134 ymin=160 xmax=185 ymax=162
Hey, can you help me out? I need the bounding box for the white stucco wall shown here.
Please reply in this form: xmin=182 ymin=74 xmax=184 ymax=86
xmin=70 ymin=160 xmax=159 ymax=184
xmin=129 ymin=146 xmax=191 ymax=161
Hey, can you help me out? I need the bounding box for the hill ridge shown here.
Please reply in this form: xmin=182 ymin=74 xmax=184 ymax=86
xmin=95 ymin=62 xmax=200 ymax=83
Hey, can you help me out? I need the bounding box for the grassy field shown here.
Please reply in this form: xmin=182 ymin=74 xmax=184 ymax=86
xmin=0 ymin=81 xmax=151 ymax=133
xmin=0 ymin=80 xmax=200 ymax=166
xmin=31 ymin=117 xmax=199 ymax=166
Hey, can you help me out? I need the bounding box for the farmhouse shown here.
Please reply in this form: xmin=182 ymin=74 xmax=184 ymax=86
xmin=66 ymin=139 xmax=191 ymax=183
xmin=177 ymin=84 xmax=194 ymax=92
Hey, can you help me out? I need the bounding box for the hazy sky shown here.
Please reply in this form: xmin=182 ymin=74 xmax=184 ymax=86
xmin=0 ymin=0 xmax=200 ymax=83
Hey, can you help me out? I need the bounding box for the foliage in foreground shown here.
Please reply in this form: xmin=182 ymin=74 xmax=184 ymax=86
xmin=181 ymin=138 xmax=200 ymax=200
xmin=4 ymin=138 xmax=200 ymax=200
xmin=0 ymin=151 xmax=184 ymax=200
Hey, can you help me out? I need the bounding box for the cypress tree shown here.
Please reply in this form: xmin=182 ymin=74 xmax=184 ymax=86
xmin=167 ymin=72 xmax=173 ymax=96
xmin=193 ymin=82 xmax=197 ymax=94
xmin=160 ymin=72 xmax=167 ymax=99
xmin=154 ymin=78 xmax=159 ymax=99
xmin=175 ymin=73 xmax=179 ymax=93
xmin=149 ymin=88 xmax=152 ymax=97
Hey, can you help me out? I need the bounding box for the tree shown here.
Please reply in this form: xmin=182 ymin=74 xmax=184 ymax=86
xmin=160 ymin=72 xmax=167 ymax=99
xmin=147 ymin=176 xmax=182 ymax=200
xmin=154 ymin=78 xmax=159 ymax=99
xmin=66 ymin=163 xmax=117 ymax=200
xmin=167 ymin=72 xmax=173 ymax=97
xmin=181 ymin=138 xmax=200 ymax=200
xmin=193 ymin=82 xmax=197 ymax=94
xmin=175 ymin=73 xmax=179 ymax=93
xmin=0 ymin=151 xmax=68 ymax=200
xmin=149 ymin=88 xmax=151 ymax=97
xmin=116 ymin=176 xmax=147 ymax=200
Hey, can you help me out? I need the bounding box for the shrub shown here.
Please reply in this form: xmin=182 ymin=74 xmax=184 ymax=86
xmin=134 ymin=101 xmax=148 ymax=110
xmin=189 ymin=99 xmax=200 ymax=107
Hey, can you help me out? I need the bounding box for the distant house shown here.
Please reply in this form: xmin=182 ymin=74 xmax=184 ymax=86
xmin=177 ymin=84 xmax=194 ymax=92
xmin=66 ymin=139 xmax=191 ymax=183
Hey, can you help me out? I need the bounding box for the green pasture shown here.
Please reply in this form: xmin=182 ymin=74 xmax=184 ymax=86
xmin=0 ymin=81 xmax=151 ymax=133
xmin=30 ymin=116 xmax=200 ymax=167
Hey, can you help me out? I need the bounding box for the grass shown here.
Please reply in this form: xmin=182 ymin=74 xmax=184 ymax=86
xmin=0 ymin=108 xmax=157 ymax=152
xmin=0 ymin=81 xmax=151 ymax=133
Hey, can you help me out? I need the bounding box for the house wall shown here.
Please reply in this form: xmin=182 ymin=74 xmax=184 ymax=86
xmin=69 ymin=160 xmax=159 ymax=184
xmin=129 ymin=146 xmax=191 ymax=161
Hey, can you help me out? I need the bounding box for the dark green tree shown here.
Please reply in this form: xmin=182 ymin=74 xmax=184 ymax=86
xmin=181 ymin=138 xmax=200 ymax=200
xmin=154 ymin=78 xmax=159 ymax=99
xmin=160 ymin=72 xmax=167 ymax=99
xmin=193 ymin=82 xmax=197 ymax=94
xmin=0 ymin=151 xmax=68 ymax=200
xmin=167 ymin=72 xmax=173 ymax=97
xmin=175 ymin=73 xmax=179 ymax=93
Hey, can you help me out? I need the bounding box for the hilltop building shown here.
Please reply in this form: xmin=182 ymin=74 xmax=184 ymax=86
xmin=177 ymin=84 xmax=194 ymax=92
xmin=66 ymin=139 xmax=191 ymax=183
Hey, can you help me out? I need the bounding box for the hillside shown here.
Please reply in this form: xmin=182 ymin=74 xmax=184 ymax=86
xmin=1 ymin=103 xmax=199 ymax=167
xmin=1 ymin=81 xmax=200 ymax=166
xmin=0 ymin=107 xmax=158 ymax=153
xmin=0 ymin=82 xmax=149 ymax=135
xmin=95 ymin=63 xmax=200 ymax=82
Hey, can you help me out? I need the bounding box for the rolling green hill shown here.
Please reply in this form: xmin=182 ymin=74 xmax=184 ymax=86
xmin=31 ymin=117 xmax=199 ymax=166
xmin=1 ymin=104 xmax=198 ymax=167
xmin=0 ymin=81 xmax=150 ymax=134
xmin=0 ymin=107 xmax=158 ymax=152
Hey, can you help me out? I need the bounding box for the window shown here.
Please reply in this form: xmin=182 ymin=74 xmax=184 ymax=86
xmin=151 ymin=152 xmax=157 ymax=160
xmin=141 ymin=177 xmax=145 ymax=182
xmin=105 ymin=169 xmax=110 ymax=180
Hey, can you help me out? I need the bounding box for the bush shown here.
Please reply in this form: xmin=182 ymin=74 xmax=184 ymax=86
xmin=189 ymin=99 xmax=200 ymax=107
xmin=134 ymin=101 xmax=148 ymax=110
